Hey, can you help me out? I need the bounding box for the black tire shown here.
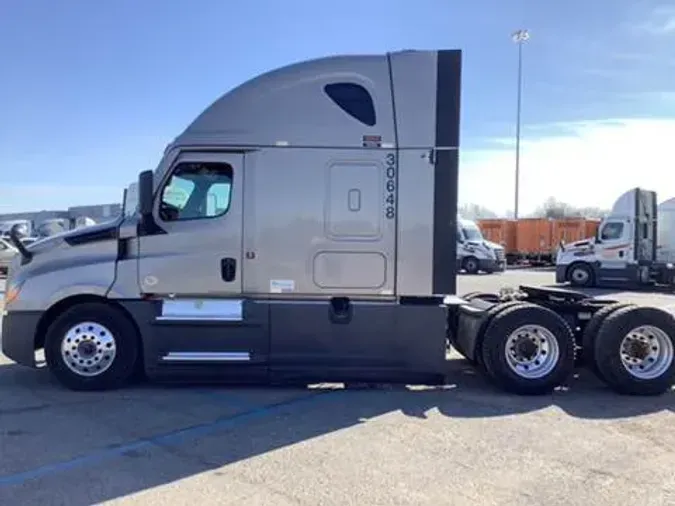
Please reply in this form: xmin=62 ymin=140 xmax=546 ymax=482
xmin=472 ymin=301 xmax=536 ymax=370
xmin=450 ymin=300 xmax=526 ymax=364
xmin=567 ymin=262 xmax=594 ymax=287
xmin=461 ymin=291 xmax=500 ymax=303
xmin=580 ymin=302 xmax=636 ymax=378
xmin=593 ymin=306 xmax=675 ymax=396
xmin=479 ymin=303 xmax=576 ymax=395
xmin=44 ymin=302 xmax=141 ymax=391
xmin=462 ymin=256 xmax=480 ymax=275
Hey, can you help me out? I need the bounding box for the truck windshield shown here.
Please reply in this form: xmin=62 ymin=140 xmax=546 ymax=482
xmin=462 ymin=224 xmax=484 ymax=242
xmin=160 ymin=162 xmax=233 ymax=221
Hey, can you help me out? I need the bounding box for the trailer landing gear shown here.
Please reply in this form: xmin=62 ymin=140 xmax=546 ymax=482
xmin=453 ymin=285 xmax=675 ymax=396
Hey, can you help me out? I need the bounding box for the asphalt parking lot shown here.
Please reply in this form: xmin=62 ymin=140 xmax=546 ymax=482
xmin=1 ymin=272 xmax=675 ymax=505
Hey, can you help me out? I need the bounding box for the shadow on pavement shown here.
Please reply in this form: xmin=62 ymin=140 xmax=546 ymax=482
xmin=0 ymin=357 xmax=673 ymax=504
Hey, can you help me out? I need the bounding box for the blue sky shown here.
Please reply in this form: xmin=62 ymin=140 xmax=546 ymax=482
xmin=1 ymin=0 xmax=674 ymax=215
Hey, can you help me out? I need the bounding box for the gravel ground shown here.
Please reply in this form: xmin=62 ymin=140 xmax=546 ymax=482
xmin=1 ymin=271 xmax=674 ymax=505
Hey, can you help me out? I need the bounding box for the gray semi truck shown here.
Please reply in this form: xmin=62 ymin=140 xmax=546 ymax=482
xmin=3 ymin=49 xmax=675 ymax=396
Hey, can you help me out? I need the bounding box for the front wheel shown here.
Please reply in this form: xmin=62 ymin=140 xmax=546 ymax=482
xmin=462 ymin=256 xmax=480 ymax=275
xmin=44 ymin=302 xmax=141 ymax=391
xmin=479 ymin=303 xmax=576 ymax=395
xmin=567 ymin=262 xmax=594 ymax=287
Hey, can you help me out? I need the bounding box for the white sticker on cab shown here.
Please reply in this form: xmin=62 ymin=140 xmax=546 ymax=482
xmin=270 ymin=279 xmax=295 ymax=293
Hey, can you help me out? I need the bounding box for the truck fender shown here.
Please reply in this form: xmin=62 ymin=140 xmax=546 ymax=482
xmin=452 ymin=300 xmax=531 ymax=363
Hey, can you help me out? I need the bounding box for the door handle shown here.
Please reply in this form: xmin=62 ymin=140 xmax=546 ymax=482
xmin=221 ymin=258 xmax=237 ymax=282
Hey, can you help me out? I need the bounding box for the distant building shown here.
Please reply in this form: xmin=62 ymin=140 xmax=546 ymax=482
xmin=68 ymin=203 xmax=122 ymax=222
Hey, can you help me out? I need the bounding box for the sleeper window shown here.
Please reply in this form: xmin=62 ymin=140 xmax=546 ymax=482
xmin=159 ymin=162 xmax=233 ymax=222
xmin=324 ymin=83 xmax=376 ymax=126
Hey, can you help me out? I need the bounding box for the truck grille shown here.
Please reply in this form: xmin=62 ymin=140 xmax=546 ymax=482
xmin=494 ymin=249 xmax=505 ymax=262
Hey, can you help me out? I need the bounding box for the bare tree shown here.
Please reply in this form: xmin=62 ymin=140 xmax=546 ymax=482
xmin=461 ymin=198 xmax=610 ymax=220
xmin=530 ymin=197 xmax=609 ymax=219
xmin=458 ymin=203 xmax=498 ymax=220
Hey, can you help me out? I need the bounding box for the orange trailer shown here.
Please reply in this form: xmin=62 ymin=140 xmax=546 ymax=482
xmin=477 ymin=217 xmax=602 ymax=265
xmin=476 ymin=219 xmax=517 ymax=254
xmin=584 ymin=218 xmax=601 ymax=239
xmin=516 ymin=218 xmax=553 ymax=259
xmin=551 ymin=218 xmax=601 ymax=246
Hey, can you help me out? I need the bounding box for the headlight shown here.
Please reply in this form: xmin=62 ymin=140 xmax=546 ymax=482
xmin=3 ymin=280 xmax=22 ymax=307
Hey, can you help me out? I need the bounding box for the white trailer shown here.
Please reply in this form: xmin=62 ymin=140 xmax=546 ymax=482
xmin=556 ymin=188 xmax=675 ymax=289
xmin=35 ymin=218 xmax=70 ymax=238
xmin=456 ymin=216 xmax=506 ymax=274
xmin=72 ymin=217 xmax=97 ymax=229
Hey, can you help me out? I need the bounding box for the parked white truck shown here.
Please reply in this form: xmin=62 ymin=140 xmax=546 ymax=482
xmin=556 ymin=187 xmax=675 ymax=289
xmin=0 ymin=236 xmax=18 ymax=275
xmin=457 ymin=216 xmax=506 ymax=274
xmin=3 ymin=50 xmax=675 ymax=397
xmin=0 ymin=219 xmax=31 ymax=239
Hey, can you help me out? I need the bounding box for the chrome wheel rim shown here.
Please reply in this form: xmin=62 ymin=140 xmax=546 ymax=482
xmin=505 ymin=324 xmax=560 ymax=379
xmin=60 ymin=321 xmax=117 ymax=377
xmin=619 ymin=325 xmax=674 ymax=380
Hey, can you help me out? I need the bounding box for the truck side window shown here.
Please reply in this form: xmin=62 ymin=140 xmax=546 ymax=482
xmin=324 ymin=82 xmax=376 ymax=127
xmin=159 ymin=162 xmax=233 ymax=222
xmin=600 ymin=222 xmax=624 ymax=241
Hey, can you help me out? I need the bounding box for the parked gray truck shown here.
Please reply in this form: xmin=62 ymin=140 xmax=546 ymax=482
xmin=3 ymin=49 xmax=675 ymax=396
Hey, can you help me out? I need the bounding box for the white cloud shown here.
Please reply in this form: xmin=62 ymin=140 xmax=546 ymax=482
xmin=633 ymin=5 xmax=675 ymax=35
xmin=0 ymin=183 xmax=122 ymax=214
xmin=459 ymin=118 xmax=675 ymax=216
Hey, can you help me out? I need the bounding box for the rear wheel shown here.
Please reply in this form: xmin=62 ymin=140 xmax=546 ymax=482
xmin=461 ymin=291 xmax=500 ymax=303
xmin=580 ymin=302 xmax=636 ymax=379
xmin=44 ymin=302 xmax=141 ymax=391
xmin=463 ymin=301 xmax=530 ymax=367
xmin=593 ymin=306 xmax=675 ymax=395
xmin=479 ymin=303 xmax=576 ymax=395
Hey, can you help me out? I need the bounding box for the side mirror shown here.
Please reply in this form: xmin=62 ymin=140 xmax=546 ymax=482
xmin=121 ymin=188 xmax=128 ymax=215
xmin=8 ymin=225 xmax=32 ymax=263
xmin=138 ymin=170 xmax=154 ymax=217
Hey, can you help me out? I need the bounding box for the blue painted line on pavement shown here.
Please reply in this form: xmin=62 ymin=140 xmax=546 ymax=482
xmin=0 ymin=388 xmax=345 ymax=488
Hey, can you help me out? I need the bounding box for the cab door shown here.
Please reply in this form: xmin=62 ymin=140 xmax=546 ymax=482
xmin=597 ymin=219 xmax=631 ymax=282
xmin=138 ymin=151 xmax=244 ymax=296
xmin=137 ymin=152 xmax=269 ymax=377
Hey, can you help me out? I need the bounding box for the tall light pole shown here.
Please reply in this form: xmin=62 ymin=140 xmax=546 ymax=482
xmin=511 ymin=28 xmax=529 ymax=220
